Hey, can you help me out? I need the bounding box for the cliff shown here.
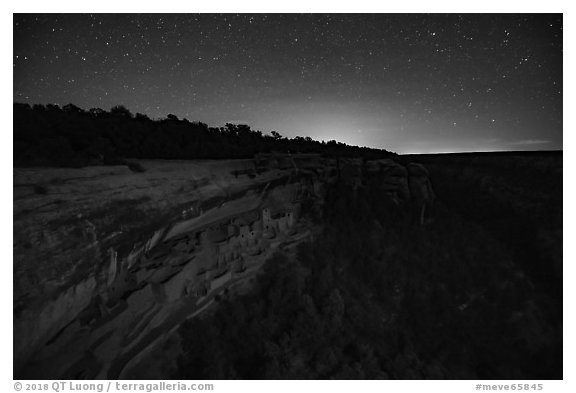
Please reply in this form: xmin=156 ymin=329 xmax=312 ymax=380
xmin=13 ymin=155 xmax=432 ymax=379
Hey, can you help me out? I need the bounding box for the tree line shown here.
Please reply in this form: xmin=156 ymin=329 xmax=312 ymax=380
xmin=13 ymin=103 xmax=396 ymax=167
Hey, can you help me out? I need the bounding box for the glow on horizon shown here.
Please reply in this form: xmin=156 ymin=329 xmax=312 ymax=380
xmin=13 ymin=14 xmax=562 ymax=157
xmin=229 ymin=110 xmax=562 ymax=154
xmin=400 ymin=148 xmax=512 ymax=155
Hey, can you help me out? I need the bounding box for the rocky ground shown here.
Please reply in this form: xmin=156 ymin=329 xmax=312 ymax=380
xmin=170 ymin=151 xmax=562 ymax=380
xmin=14 ymin=155 xmax=427 ymax=379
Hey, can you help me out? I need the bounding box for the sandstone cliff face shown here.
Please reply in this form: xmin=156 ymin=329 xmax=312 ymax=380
xmin=13 ymin=155 xmax=432 ymax=379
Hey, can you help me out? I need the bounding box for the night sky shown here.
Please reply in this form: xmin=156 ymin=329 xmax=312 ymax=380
xmin=13 ymin=13 xmax=563 ymax=154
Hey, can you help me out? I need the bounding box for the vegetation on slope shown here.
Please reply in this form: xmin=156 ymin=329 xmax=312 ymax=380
xmin=174 ymin=158 xmax=561 ymax=379
xmin=13 ymin=103 xmax=395 ymax=167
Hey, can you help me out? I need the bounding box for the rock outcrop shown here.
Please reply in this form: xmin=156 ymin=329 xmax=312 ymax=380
xmin=13 ymin=155 xmax=433 ymax=379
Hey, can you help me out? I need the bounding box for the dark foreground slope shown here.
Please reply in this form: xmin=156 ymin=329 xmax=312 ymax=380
xmin=173 ymin=151 xmax=562 ymax=379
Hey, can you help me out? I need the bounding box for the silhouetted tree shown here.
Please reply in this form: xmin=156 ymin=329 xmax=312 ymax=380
xmin=135 ymin=112 xmax=150 ymax=121
xmin=89 ymin=107 xmax=106 ymax=117
xmin=110 ymin=105 xmax=133 ymax=118
xmin=63 ymin=103 xmax=84 ymax=113
xmin=13 ymin=102 xmax=396 ymax=168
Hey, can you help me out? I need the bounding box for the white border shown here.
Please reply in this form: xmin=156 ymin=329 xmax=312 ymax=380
xmin=5 ymin=2 xmax=571 ymax=391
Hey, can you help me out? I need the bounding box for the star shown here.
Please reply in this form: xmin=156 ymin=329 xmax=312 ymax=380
xmin=12 ymin=13 xmax=563 ymax=153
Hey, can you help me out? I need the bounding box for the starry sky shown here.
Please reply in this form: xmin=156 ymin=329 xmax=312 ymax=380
xmin=13 ymin=13 xmax=562 ymax=154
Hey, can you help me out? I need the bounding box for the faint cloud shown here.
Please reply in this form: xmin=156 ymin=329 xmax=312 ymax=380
xmin=510 ymin=139 xmax=551 ymax=145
